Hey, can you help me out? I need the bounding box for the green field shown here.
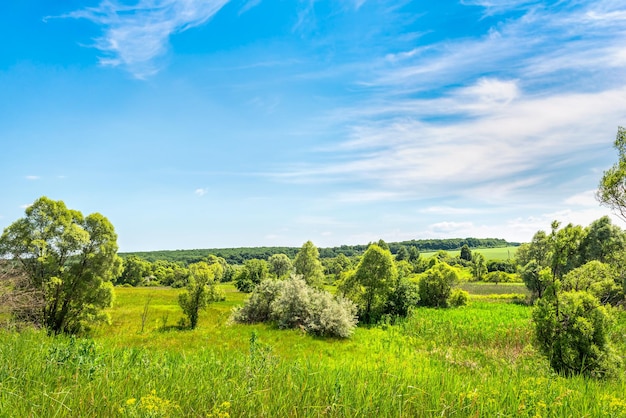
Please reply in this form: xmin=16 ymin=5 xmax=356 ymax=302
xmin=1 ymin=284 xmax=625 ymax=417
xmin=421 ymin=246 xmax=518 ymax=260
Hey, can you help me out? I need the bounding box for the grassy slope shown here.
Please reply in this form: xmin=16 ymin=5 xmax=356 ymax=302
xmin=0 ymin=284 xmax=625 ymax=417
xmin=421 ymin=246 xmax=518 ymax=260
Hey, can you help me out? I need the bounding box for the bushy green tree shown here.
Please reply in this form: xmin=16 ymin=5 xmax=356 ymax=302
xmin=340 ymin=244 xmax=397 ymax=324
xmin=117 ymin=255 xmax=152 ymax=286
xmin=268 ymin=253 xmax=292 ymax=279
xmin=418 ymin=262 xmax=458 ymax=307
xmin=533 ymin=287 xmax=621 ymax=377
xmin=178 ymin=262 xmax=225 ymax=329
xmin=234 ymin=259 xmax=269 ymax=292
xmin=460 ymin=244 xmax=472 ymax=261
xmin=562 ymin=261 xmax=624 ymax=305
xmin=520 ymin=260 xmax=552 ymax=300
xmin=0 ymin=197 xmax=121 ymax=334
xmin=327 ymin=253 xmax=352 ymax=282
xmin=395 ymin=246 xmax=409 ymax=261
xmin=293 ymin=241 xmax=325 ymax=288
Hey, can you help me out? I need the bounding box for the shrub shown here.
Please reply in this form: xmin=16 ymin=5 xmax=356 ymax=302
xmin=418 ymin=263 xmax=459 ymax=307
xmin=384 ymin=278 xmax=420 ymax=317
xmin=533 ymin=288 xmax=622 ymax=378
xmin=449 ymin=289 xmax=469 ymax=307
xmin=232 ymin=279 xmax=284 ymax=323
xmin=233 ymin=276 xmax=358 ymax=338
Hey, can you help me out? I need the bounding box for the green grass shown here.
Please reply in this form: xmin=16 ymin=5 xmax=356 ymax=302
xmin=1 ymin=284 xmax=625 ymax=417
xmin=421 ymin=246 xmax=518 ymax=260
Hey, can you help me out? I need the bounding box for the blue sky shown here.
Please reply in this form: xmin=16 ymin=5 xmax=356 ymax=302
xmin=1 ymin=0 xmax=626 ymax=252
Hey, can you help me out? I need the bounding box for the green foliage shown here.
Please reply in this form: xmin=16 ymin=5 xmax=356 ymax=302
xmin=460 ymin=244 xmax=472 ymax=261
xmin=117 ymin=255 xmax=152 ymax=286
xmin=520 ymin=261 xmax=552 ymax=300
xmin=580 ymin=216 xmax=626 ymax=265
xmin=326 ymin=253 xmax=352 ymax=282
xmin=485 ymin=271 xmax=519 ymax=284
xmin=533 ymin=288 xmax=622 ymax=378
xmin=234 ymin=259 xmax=269 ymax=292
xmin=178 ymin=262 xmax=224 ymax=329
xmin=0 ymin=197 xmax=121 ymax=334
xmin=550 ymin=221 xmax=586 ymax=280
xmin=340 ymin=244 xmax=397 ymax=324
xmin=384 ymin=277 xmax=420 ymax=317
xmin=2 ymin=288 xmax=626 ymax=417
xmin=119 ymin=238 xmax=518 ymax=265
xmin=418 ymin=262 xmax=459 ymax=307
xmin=267 ymin=253 xmax=292 ymax=279
xmin=293 ymin=241 xmax=325 ymax=288
xmin=562 ymin=261 xmax=624 ymax=305
xmin=233 ymin=276 xmax=358 ymax=338
xmin=449 ymin=288 xmax=469 ymax=307
xmin=395 ymin=245 xmax=409 ymax=261
xmin=597 ymin=126 xmax=626 ymax=221
xmin=471 ymin=252 xmax=487 ymax=281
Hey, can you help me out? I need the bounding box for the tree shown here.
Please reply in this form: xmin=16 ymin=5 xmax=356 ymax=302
xmin=533 ymin=288 xmax=621 ymax=377
xmin=579 ymin=216 xmax=625 ymax=265
xmin=418 ymin=262 xmax=458 ymax=307
xmin=234 ymin=259 xmax=269 ymax=292
xmin=408 ymin=246 xmax=420 ymax=263
xmin=178 ymin=261 xmax=224 ymax=329
xmin=471 ymin=252 xmax=487 ymax=281
xmin=268 ymin=253 xmax=292 ymax=279
xmin=460 ymin=244 xmax=472 ymax=261
xmin=0 ymin=197 xmax=121 ymax=334
xmin=562 ymin=260 xmax=624 ymax=305
xmin=550 ymin=221 xmax=585 ymax=280
xmin=117 ymin=255 xmax=152 ymax=286
xmin=395 ymin=246 xmax=409 ymax=261
xmin=340 ymin=244 xmax=397 ymax=324
xmin=325 ymin=253 xmax=352 ymax=283
xmin=597 ymin=126 xmax=626 ymax=221
xmin=293 ymin=241 xmax=325 ymax=288
xmin=520 ymin=260 xmax=551 ymax=300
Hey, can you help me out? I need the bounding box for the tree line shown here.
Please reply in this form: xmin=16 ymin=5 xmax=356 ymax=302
xmin=120 ymin=237 xmax=517 ymax=265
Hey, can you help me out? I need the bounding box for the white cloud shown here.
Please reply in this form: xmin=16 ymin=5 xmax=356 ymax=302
xmin=20 ymin=204 xmax=32 ymax=209
xmin=194 ymin=188 xmax=208 ymax=196
xmin=65 ymin=0 xmax=230 ymax=78
xmin=564 ymin=190 xmax=599 ymax=207
xmin=25 ymin=175 xmax=40 ymax=180
xmin=278 ymin=0 xmax=626 ymax=207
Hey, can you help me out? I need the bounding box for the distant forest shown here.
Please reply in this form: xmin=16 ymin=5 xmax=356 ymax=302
xmin=121 ymin=238 xmax=519 ymax=265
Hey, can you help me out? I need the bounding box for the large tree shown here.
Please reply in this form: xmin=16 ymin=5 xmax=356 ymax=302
xmin=293 ymin=241 xmax=325 ymax=288
xmin=268 ymin=253 xmax=293 ymax=279
xmin=597 ymin=126 xmax=626 ymax=220
xmin=340 ymin=244 xmax=397 ymax=324
xmin=0 ymin=197 xmax=121 ymax=334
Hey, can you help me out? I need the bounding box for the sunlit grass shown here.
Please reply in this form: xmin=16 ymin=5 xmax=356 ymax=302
xmin=1 ymin=284 xmax=625 ymax=417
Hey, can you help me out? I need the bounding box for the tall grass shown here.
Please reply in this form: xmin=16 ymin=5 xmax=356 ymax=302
xmin=0 ymin=286 xmax=624 ymax=417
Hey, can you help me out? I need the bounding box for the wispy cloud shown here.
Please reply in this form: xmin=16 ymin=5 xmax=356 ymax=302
xmin=194 ymin=188 xmax=208 ymax=196
xmin=278 ymin=0 xmax=626 ymax=207
xmin=25 ymin=175 xmax=40 ymax=180
xmin=64 ymin=0 xmax=230 ymax=78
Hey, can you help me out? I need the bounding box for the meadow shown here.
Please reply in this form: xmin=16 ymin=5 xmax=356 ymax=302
xmin=420 ymin=246 xmax=518 ymax=261
xmin=1 ymin=284 xmax=625 ymax=417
